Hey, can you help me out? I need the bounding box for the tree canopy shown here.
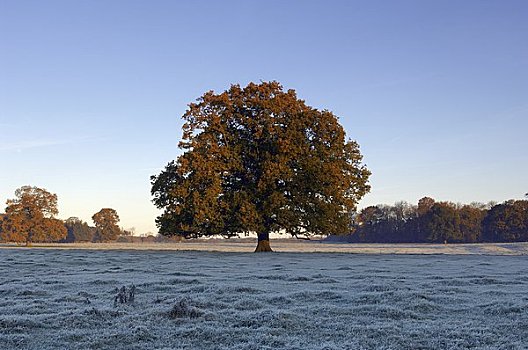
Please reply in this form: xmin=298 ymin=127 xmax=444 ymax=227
xmin=483 ymin=200 xmax=528 ymax=242
xmin=0 ymin=186 xmax=67 ymax=245
xmin=92 ymin=208 xmax=121 ymax=242
xmin=151 ymin=81 xmax=371 ymax=251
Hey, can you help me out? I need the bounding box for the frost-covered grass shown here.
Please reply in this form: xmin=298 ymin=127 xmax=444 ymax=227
xmin=0 ymin=249 xmax=527 ymax=349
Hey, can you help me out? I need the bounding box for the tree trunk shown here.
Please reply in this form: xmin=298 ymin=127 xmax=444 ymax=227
xmin=255 ymin=232 xmax=273 ymax=252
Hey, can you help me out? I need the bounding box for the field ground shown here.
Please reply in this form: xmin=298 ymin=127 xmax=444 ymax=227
xmin=0 ymin=246 xmax=527 ymax=349
xmin=2 ymin=240 xmax=528 ymax=255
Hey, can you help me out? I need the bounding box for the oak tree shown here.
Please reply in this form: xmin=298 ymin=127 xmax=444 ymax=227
xmin=151 ymin=81 xmax=371 ymax=251
xmin=1 ymin=186 xmax=67 ymax=245
xmin=92 ymin=208 xmax=121 ymax=242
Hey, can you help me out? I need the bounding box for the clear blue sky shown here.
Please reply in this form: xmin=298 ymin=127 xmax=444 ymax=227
xmin=1 ymin=0 xmax=527 ymax=234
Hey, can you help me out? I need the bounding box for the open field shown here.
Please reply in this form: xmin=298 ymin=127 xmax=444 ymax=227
xmin=1 ymin=248 xmax=527 ymax=349
xmin=2 ymin=240 xmax=528 ymax=255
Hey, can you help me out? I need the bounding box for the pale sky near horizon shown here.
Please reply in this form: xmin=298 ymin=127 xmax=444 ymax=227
xmin=1 ymin=0 xmax=527 ymax=234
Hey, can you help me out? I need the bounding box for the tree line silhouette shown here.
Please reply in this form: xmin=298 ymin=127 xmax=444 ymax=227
xmin=2 ymin=186 xmax=526 ymax=245
xmin=345 ymin=197 xmax=528 ymax=243
xmin=0 ymin=186 xmax=126 ymax=245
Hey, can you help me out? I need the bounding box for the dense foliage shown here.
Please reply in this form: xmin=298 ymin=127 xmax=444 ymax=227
xmin=92 ymin=208 xmax=121 ymax=242
xmin=0 ymin=186 xmax=125 ymax=244
xmin=151 ymin=81 xmax=371 ymax=251
xmin=63 ymin=217 xmax=97 ymax=242
xmin=0 ymin=186 xmax=67 ymax=244
xmin=482 ymin=200 xmax=528 ymax=242
xmin=347 ymin=198 xmax=528 ymax=243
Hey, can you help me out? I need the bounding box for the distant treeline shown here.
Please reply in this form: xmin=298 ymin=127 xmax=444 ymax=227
xmin=0 ymin=215 xmax=161 ymax=244
xmin=61 ymin=217 xmax=172 ymax=243
xmin=2 ymin=186 xmax=527 ymax=245
xmin=0 ymin=186 xmax=138 ymax=245
xmin=0 ymin=214 xmax=130 ymax=244
xmin=343 ymin=197 xmax=528 ymax=243
xmin=62 ymin=217 xmax=128 ymax=243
